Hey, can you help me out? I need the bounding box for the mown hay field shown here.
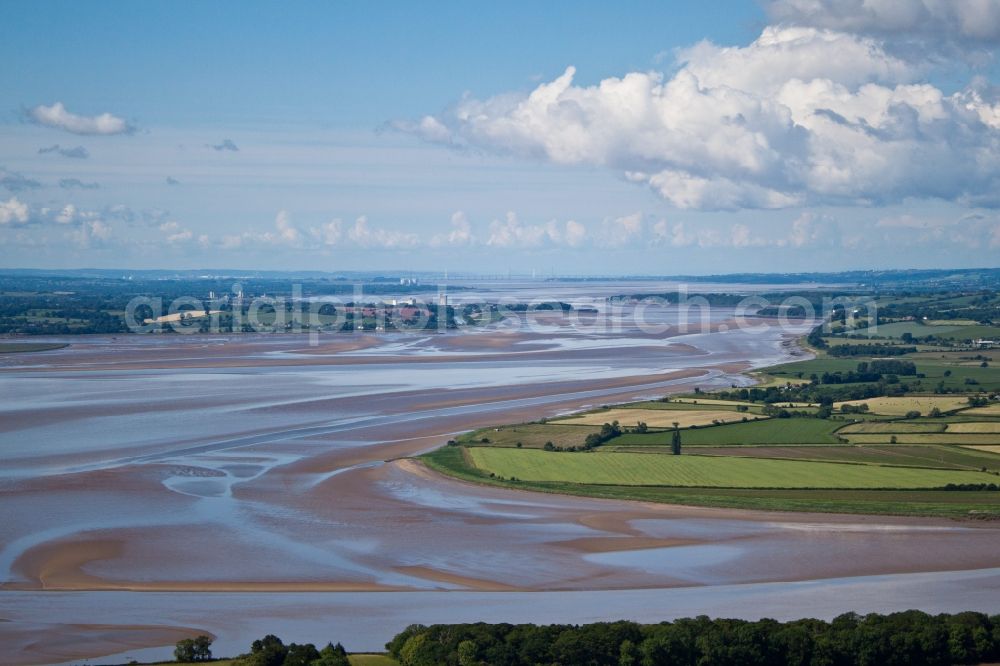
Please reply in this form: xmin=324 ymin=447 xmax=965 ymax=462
xmin=838 ymin=422 xmax=946 ymax=434
xmin=961 ymin=445 xmax=1000 ymax=455
xmin=835 ymin=396 xmax=972 ymax=416
xmin=947 ymin=422 xmax=1000 ymax=434
xmin=466 ymin=447 xmax=1000 ymax=489
xmin=556 ymin=408 xmax=757 ymax=428
xmin=664 ymin=397 xmax=815 ymax=408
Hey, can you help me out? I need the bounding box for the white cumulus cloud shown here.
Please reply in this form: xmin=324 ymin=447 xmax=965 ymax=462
xmin=69 ymin=219 xmax=112 ymax=248
xmin=309 ymin=219 xmax=344 ymax=246
xmin=0 ymin=197 xmax=30 ymax=226
xmin=599 ymin=212 xmax=644 ymax=247
xmin=430 ymin=211 xmax=475 ymax=247
xmin=28 ymin=102 xmax=133 ymax=135
xmin=159 ymin=221 xmax=194 ymax=244
xmin=347 ymin=216 xmax=419 ymax=249
xmin=397 ymin=24 xmax=1000 ymax=210
xmin=486 ymin=212 xmax=582 ymax=248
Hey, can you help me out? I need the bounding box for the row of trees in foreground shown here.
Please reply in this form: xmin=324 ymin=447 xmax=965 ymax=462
xmin=176 ymin=611 xmax=1000 ymax=665
xmin=175 ymin=634 xmax=349 ymax=665
xmin=384 ymin=611 xmax=1000 ymax=666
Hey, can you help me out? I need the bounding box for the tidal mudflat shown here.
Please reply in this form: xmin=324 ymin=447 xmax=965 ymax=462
xmin=1 ymin=298 xmax=998 ymax=664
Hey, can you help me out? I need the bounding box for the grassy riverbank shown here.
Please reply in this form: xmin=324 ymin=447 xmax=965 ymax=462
xmin=422 ymin=301 xmax=1000 ymax=518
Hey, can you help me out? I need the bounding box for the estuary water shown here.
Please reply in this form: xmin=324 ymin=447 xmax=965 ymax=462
xmin=1 ymin=287 xmax=998 ymax=664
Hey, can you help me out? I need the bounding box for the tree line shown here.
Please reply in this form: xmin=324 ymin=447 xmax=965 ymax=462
xmin=182 ymin=610 xmax=1000 ymax=665
xmin=384 ymin=611 xmax=1000 ymax=666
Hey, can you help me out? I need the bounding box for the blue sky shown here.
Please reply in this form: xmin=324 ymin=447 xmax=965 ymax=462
xmin=4 ymin=2 xmax=765 ymax=127
xmin=3 ymin=0 xmax=1000 ymax=274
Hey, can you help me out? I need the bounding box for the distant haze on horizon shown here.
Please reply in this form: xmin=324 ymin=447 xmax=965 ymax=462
xmin=4 ymin=0 xmax=1000 ymax=274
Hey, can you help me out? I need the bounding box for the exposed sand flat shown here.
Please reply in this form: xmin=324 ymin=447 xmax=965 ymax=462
xmin=552 ymin=536 xmax=702 ymax=553
xmin=0 ymin=316 xmax=748 ymax=373
xmin=393 ymin=566 xmax=523 ymax=591
xmin=13 ymin=538 xmax=125 ymax=589
xmin=11 ymin=454 xmax=1000 ymax=594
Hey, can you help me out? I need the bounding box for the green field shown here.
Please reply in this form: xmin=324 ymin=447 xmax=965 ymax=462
xmin=456 ymin=422 xmax=599 ymax=449
xmin=0 ymin=342 xmax=67 ymax=353
xmin=610 ymin=417 xmax=845 ymax=446
xmin=903 ymin=360 xmax=1000 ymax=392
xmin=687 ymin=444 xmax=1000 ymax=471
xmin=765 ymin=354 xmax=1000 ymax=392
xmin=767 ymin=357 xmax=867 ymax=376
xmin=843 ymin=433 xmax=1000 ymax=445
xmin=423 ymin=446 xmax=1000 ymax=517
xmin=853 ymin=321 xmax=960 ymax=339
xmin=466 ymin=447 xmax=1000 ymax=489
xmin=849 ymin=321 xmax=1000 ymax=341
xmin=349 ymin=655 xmax=400 ymax=666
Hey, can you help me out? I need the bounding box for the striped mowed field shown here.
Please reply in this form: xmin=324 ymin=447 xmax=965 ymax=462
xmin=838 ymin=422 xmax=946 ymax=434
xmin=466 ymin=448 xmax=1000 ymax=489
xmin=962 ymin=445 xmax=1000 ymax=455
xmin=843 ymin=433 xmax=1000 ymax=445
xmin=947 ymin=422 xmax=1000 ymax=434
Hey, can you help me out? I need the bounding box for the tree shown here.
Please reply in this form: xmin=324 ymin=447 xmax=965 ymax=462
xmin=173 ymin=635 xmax=213 ymax=662
xmin=312 ymin=643 xmax=350 ymax=666
xmin=619 ymin=638 xmax=638 ymax=666
xmin=457 ymin=639 xmax=478 ymax=666
xmin=282 ymin=643 xmax=320 ymax=666
xmin=671 ymin=423 xmax=682 ymax=456
xmin=174 ymin=639 xmax=196 ymax=663
xmin=192 ymin=635 xmax=212 ymax=661
xmin=238 ymin=634 xmax=287 ymax=666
